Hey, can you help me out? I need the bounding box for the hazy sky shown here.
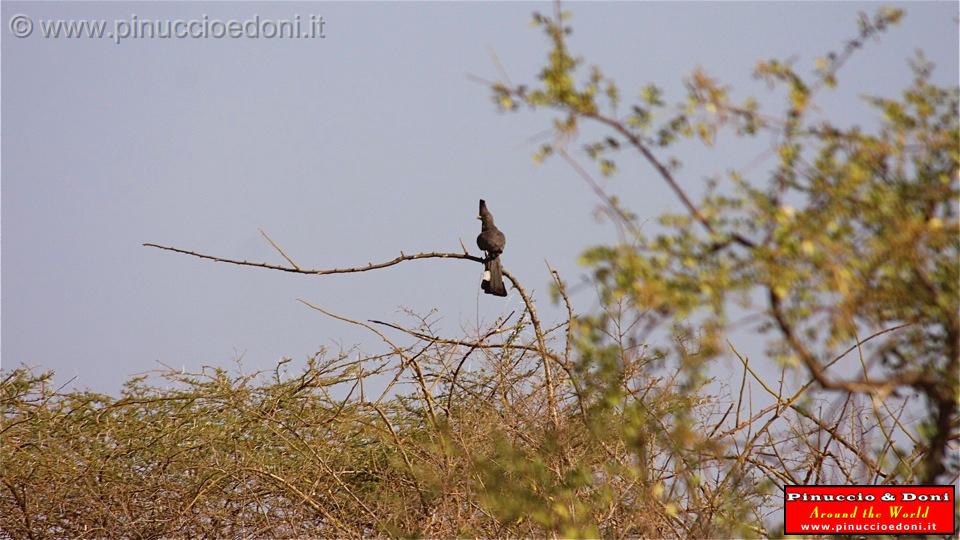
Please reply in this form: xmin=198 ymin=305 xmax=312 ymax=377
xmin=3 ymin=2 xmax=957 ymax=393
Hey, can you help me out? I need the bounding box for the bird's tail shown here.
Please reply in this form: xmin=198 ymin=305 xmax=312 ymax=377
xmin=482 ymin=257 xmax=508 ymax=297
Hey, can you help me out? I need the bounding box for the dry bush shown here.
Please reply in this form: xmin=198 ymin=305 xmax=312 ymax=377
xmin=3 ymin=289 xmax=912 ymax=538
xmin=0 ymin=297 xmax=741 ymax=538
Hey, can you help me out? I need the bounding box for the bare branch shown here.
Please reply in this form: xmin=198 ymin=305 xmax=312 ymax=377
xmin=546 ymin=262 xmax=575 ymax=368
xmin=298 ymin=300 xmax=440 ymax=430
xmin=768 ymin=289 xmax=923 ymax=396
xmin=143 ymin=243 xmax=483 ymax=275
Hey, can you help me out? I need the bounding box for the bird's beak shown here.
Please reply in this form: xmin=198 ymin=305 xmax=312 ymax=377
xmin=476 ymin=215 xmax=482 ymax=220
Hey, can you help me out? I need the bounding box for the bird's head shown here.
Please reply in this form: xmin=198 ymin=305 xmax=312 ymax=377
xmin=478 ymin=199 xmax=490 ymax=221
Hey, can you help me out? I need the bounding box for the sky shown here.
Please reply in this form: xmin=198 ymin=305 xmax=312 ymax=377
xmin=2 ymin=1 xmax=958 ymax=394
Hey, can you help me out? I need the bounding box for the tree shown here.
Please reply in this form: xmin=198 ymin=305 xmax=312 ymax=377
xmin=491 ymin=4 xmax=958 ymax=486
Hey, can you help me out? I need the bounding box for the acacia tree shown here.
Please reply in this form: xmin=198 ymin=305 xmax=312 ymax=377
xmin=491 ymin=5 xmax=958 ymax=485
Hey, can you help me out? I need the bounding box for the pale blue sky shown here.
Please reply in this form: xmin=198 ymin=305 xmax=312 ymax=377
xmin=3 ymin=2 xmax=957 ymax=392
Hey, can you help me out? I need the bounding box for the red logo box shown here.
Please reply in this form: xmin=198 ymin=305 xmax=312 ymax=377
xmin=784 ymin=485 xmax=956 ymax=535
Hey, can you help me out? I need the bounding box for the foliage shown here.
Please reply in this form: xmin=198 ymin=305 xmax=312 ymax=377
xmin=493 ymin=4 xmax=957 ymax=486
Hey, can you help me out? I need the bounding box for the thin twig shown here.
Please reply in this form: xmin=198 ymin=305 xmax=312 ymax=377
xmin=258 ymin=229 xmax=301 ymax=270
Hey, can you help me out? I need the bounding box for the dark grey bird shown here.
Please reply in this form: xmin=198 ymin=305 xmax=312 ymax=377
xmin=476 ymin=199 xmax=507 ymax=297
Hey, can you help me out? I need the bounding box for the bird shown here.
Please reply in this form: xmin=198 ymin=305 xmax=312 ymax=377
xmin=476 ymin=199 xmax=508 ymax=297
